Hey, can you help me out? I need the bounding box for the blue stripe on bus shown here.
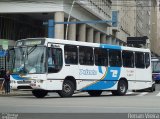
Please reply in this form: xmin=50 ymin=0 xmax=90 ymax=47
xmin=100 ymin=44 xmax=121 ymax=50
xmin=98 ymin=66 xmax=103 ymax=74
xmin=82 ymin=67 xmax=121 ymax=90
xmin=11 ymin=74 xmax=27 ymax=80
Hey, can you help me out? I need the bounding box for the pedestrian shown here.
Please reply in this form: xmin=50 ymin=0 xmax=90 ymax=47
xmin=4 ymin=70 xmax=10 ymax=94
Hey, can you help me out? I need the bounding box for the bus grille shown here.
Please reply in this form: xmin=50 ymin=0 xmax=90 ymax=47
xmin=17 ymin=80 xmax=31 ymax=84
xmin=17 ymin=86 xmax=32 ymax=89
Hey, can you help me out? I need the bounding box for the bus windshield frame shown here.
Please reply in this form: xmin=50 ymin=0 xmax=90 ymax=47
xmin=12 ymin=45 xmax=46 ymax=74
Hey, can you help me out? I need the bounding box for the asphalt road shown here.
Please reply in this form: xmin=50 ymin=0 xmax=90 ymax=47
xmin=0 ymin=84 xmax=160 ymax=119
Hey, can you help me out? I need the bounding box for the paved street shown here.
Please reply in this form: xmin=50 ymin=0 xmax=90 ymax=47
xmin=0 ymin=84 xmax=160 ymax=114
xmin=0 ymin=84 xmax=160 ymax=119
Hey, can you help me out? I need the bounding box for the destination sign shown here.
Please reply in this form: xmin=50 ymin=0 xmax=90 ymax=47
xmin=15 ymin=39 xmax=45 ymax=46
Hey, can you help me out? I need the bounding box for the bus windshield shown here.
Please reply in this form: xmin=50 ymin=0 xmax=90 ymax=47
xmin=152 ymin=61 xmax=160 ymax=73
xmin=13 ymin=46 xmax=46 ymax=74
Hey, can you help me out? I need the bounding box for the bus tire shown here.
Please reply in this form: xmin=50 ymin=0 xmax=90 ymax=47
xmin=117 ymin=80 xmax=127 ymax=96
xmin=149 ymin=84 xmax=155 ymax=92
xmin=112 ymin=80 xmax=127 ymax=96
xmin=58 ymin=80 xmax=74 ymax=97
xmin=32 ymin=89 xmax=48 ymax=98
xmin=88 ymin=90 xmax=102 ymax=96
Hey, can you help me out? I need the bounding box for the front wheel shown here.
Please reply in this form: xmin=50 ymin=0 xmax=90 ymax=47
xmin=58 ymin=80 xmax=74 ymax=97
xmin=32 ymin=89 xmax=48 ymax=98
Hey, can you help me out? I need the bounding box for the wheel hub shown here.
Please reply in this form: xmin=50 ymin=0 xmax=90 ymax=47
xmin=63 ymin=83 xmax=71 ymax=93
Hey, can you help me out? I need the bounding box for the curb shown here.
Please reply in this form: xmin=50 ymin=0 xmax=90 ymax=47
xmin=0 ymin=91 xmax=32 ymax=96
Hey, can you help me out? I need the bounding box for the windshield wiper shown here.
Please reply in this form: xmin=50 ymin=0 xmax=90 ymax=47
xmin=27 ymin=45 xmax=37 ymax=55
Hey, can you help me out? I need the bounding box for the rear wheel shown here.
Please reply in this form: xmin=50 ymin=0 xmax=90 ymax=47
xmin=58 ymin=80 xmax=74 ymax=97
xmin=32 ymin=89 xmax=48 ymax=98
xmin=112 ymin=80 xmax=127 ymax=96
xmin=149 ymin=84 xmax=155 ymax=92
xmin=88 ymin=90 xmax=102 ymax=96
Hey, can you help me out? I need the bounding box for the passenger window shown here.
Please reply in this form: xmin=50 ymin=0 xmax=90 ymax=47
xmin=64 ymin=45 xmax=78 ymax=64
xmin=48 ymin=47 xmax=63 ymax=73
xmin=135 ymin=52 xmax=145 ymax=68
xmin=94 ymin=48 xmax=108 ymax=66
xmin=79 ymin=46 xmax=94 ymax=65
xmin=145 ymin=53 xmax=150 ymax=68
xmin=109 ymin=49 xmax=122 ymax=67
xmin=122 ymin=51 xmax=134 ymax=68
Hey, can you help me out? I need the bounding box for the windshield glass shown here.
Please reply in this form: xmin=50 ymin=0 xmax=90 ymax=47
xmin=13 ymin=46 xmax=46 ymax=74
xmin=152 ymin=61 xmax=160 ymax=73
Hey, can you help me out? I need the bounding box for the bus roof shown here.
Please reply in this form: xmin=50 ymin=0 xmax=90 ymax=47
xmin=15 ymin=38 xmax=150 ymax=52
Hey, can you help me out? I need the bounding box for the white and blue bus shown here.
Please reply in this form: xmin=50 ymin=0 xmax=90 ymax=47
xmin=9 ymin=38 xmax=154 ymax=98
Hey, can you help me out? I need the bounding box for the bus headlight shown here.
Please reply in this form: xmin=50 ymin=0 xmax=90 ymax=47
xmin=11 ymin=80 xmax=16 ymax=83
xmin=36 ymin=80 xmax=43 ymax=83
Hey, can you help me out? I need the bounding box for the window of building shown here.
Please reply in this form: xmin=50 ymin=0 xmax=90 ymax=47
xmin=135 ymin=52 xmax=145 ymax=68
xmin=79 ymin=46 xmax=94 ymax=65
xmin=109 ymin=49 xmax=122 ymax=67
xmin=145 ymin=53 xmax=150 ymax=68
xmin=122 ymin=51 xmax=134 ymax=68
xmin=94 ymin=48 xmax=108 ymax=66
xmin=64 ymin=45 xmax=78 ymax=65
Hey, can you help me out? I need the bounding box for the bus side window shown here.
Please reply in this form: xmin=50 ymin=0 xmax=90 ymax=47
xmin=48 ymin=47 xmax=63 ymax=73
xmin=79 ymin=46 xmax=94 ymax=65
xmin=64 ymin=45 xmax=78 ymax=65
xmin=109 ymin=49 xmax=122 ymax=67
xmin=122 ymin=51 xmax=134 ymax=68
xmin=94 ymin=48 xmax=108 ymax=66
xmin=145 ymin=53 xmax=150 ymax=68
xmin=135 ymin=52 xmax=145 ymax=68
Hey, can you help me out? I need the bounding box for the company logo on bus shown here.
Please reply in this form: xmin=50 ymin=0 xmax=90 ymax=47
xmin=79 ymin=69 xmax=97 ymax=75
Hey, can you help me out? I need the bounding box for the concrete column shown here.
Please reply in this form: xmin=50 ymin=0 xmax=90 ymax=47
xmin=68 ymin=19 xmax=76 ymax=41
xmin=78 ymin=24 xmax=86 ymax=42
xmin=54 ymin=12 xmax=64 ymax=39
xmin=94 ymin=31 xmax=100 ymax=43
xmin=119 ymin=42 xmax=123 ymax=46
xmin=112 ymin=38 xmax=116 ymax=45
xmin=116 ymin=40 xmax=120 ymax=46
xmin=86 ymin=28 xmax=94 ymax=43
xmin=106 ymin=36 xmax=112 ymax=44
xmin=100 ymin=34 xmax=106 ymax=44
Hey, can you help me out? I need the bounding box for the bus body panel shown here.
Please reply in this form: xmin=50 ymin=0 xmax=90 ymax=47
xmin=10 ymin=74 xmax=47 ymax=90
xmin=10 ymin=38 xmax=153 ymax=94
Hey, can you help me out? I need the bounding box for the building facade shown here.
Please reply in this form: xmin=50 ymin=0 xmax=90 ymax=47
xmin=111 ymin=0 xmax=136 ymax=42
xmin=0 ymin=0 xmax=118 ymax=44
xmin=150 ymin=0 xmax=159 ymax=56
xmin=0 ymin=0 xmax=159 ymax=66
